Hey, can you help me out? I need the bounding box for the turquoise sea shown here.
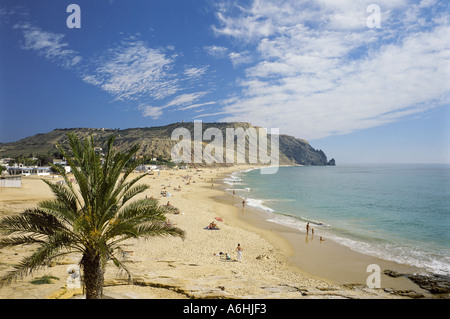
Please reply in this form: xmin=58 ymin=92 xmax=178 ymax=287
xmin=224 ymin=164 xmax=450 ymax=276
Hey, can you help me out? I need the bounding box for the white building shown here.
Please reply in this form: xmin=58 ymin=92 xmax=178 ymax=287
xmin=7 ymin=165 xmax=52 ymax=176
xmin=52 ymin=159 xmax=71 ymax=173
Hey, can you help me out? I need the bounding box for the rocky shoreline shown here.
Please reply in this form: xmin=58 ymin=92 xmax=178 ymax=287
xmin=383 ymin=270 xmax=450 ymax=298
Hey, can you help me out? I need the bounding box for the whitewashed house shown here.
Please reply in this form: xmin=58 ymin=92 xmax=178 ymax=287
xmin=7 ymin=164 xmax=52 ymax=176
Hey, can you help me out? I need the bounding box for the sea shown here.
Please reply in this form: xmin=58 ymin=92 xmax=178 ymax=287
xmin=224 ymin=164 xmax=450 ymax=276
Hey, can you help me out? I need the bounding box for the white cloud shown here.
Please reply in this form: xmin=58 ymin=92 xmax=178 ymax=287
xmin=14 ymin=23 xmax=82 ymax=69
xmin=204 ymin=45 xmax=229 ymax=58
xmin=229 ymin=51 xmax=253 ymax=67
xmin=163 ymin=92 xmax=208 ymax=108
xmin=140 ymin=92 xmax=209 ymax=118
xmin=181 ymin=101 xmax=216 ymax=111
xmin=139 ymin=105 xmax=164 ymax=119
xmin=83 ymin=40 xmax=179 ymax=101
xmin=184 ymin=66 xmax=209 ymax=78
xmin=419 ymin=0 xmax=437 ymax=8
xmin=193 ymin=110 xmax=228 ymax=119
xmin=211 ymin=0 xmax=450 ymax=140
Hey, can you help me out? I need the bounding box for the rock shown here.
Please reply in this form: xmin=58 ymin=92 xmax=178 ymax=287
xmin=405 ymin=273 xmax=450 ymax=295
xmin=383 ymin=270 xmax=403 ymax=278
xmin=342 ymin=283 xmax=366 ymax=289
xmin=384 ymin=288 xmax=424 ymax=299
xmin=384 ymin=270 xmax=450 ymax=295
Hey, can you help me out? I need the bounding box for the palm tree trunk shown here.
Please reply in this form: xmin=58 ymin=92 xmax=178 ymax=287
xmin=81 ymin=250 xmax=104 ymax=299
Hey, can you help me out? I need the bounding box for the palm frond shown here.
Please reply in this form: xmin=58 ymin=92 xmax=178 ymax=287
xmin=122 ymin=184 xmax=150 ymax=206
xmin=108 ymin=221 xmax=185 ymax=249
xmin=115 ymin=198 xmax=166 ymax=224
xmin=134 ymin=221 xmax=186 ymax=240
xmin=38 ymin=198 xmax=78 ymax=225
xmin=0 ymin=209 xmax=68 ymax=236
xmin=0 ymin=235 xmax=45 ymax=248
xmin=40 ymin=179 xmax=79 ymax=215
xmin=0 ymin=232 xmax=76 ymax=287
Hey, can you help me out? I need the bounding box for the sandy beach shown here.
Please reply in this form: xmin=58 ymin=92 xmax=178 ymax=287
xmin=0 ymin=166 xmax=435 ymax=299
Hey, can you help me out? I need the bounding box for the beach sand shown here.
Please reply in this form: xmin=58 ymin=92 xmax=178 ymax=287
xmin=0 ymin=166 xmax=433 ymax=299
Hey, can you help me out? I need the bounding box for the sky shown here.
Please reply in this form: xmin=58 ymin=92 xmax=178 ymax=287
xmin=0 ymin=0 xmax=449 ymax=163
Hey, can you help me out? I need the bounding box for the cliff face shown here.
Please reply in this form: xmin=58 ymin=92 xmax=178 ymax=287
xmin=0 ymin=122 xmax=335 ymax=166
xmin=277 ymin=135 xmax=331 ymax=166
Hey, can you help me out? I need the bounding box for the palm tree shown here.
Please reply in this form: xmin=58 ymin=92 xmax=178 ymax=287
xmin=0 ymin=133 xmax=185 ymax=299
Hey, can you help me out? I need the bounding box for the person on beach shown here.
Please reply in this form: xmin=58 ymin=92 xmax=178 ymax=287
xmin=236 ymin=243 xmax=243 ymax=262
xmin=242 ymin=199 xmax=246 ymax=207
xmin=208 ymin=221 xmax=219 ymax=229
xmin=306 ymin=223 xmax=310 ymax=235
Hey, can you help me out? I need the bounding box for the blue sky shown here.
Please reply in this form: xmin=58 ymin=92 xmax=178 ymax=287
xmin=0 ymin=0 xmax=449 ymax=163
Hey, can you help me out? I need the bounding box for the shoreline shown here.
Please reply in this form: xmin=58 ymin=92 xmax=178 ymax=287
xmin=215 ymin=166 xmax=443 ymax=298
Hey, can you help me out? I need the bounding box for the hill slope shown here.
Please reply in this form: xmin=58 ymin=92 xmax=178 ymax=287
xmin=0 ymin=122 xmax=335 ymax=166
